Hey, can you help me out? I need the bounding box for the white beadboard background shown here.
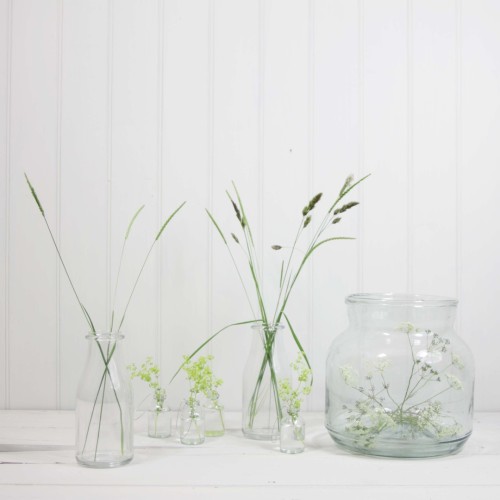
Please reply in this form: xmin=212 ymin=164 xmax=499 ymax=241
xmin=1 ymin=0 xmax=500 ymax=412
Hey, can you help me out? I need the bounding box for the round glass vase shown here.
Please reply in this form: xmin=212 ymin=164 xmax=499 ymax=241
xmin=75 ymin=332 xmax=134 ymax=468
xmin=148 ymin=404 xmax=171 ymax=438
xmin=180 ymin=398 xmax=205 ymax=445
xmin=242 ymin=323 xmax=286 ymax=440
xmin=204 ymin=394 xmax=225 ymax=437
xmin=280 ymin=411 xmax=305 ymax=454
xmin=325 ymin=293 xmax=474 ymax=458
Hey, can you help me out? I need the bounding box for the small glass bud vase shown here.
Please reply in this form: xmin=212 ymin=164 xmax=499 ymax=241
xmin=204 ymin=393 xmax=225 ymax=437
xmin=280 ymin=411 xmax=305 ymax=454
xmin=180 ymin=398 xmax=205 ymax=445
xmin=148 ymin=404 xmax=171 ymax=438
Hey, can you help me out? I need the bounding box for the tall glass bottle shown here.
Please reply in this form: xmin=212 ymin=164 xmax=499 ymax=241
xmin=242 ymin=323 xmax=286 ymax=440
xmin=76 ymin=332 xmax=134 ymax=467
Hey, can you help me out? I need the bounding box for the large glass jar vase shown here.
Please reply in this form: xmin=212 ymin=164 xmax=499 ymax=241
xmin=242 ymin=323 xmax=286 ymax=440
xmin=325 ymin=294 xmax=474 ymax=458
xmin=76 ymin=332 xmax=134 ymax=467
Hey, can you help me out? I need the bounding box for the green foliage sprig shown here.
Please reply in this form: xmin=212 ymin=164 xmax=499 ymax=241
xmin=278 ymin=353 xmax=312 ymax=418
xmin=128 ymin=357 xmax=166 ymax=411
xmin=182 ymin=355 xmax=223 ymax=409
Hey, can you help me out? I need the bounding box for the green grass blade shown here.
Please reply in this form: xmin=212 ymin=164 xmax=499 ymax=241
xmin=155 ymin=201 xmax=186 ymax=241
xmin=125 ymin=204 xmax=145 ymax=240
xmin=206 ymin=209 xmax=227 ymax=245
xmin=308 ymin=236 xmax=355 ymax=256
xmin=169 ymin=319 xmax=256 ymax=384
xmin=24 ymin=173 xmax=45 ymax=216
xmin=283 ymin=313 xmax=313 ymax=387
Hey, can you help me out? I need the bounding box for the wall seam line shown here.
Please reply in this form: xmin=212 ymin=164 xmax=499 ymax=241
xmin=407 ymin=0 xmax=414 ymax=294
xmin=4 ymin=0 xmax=13 ymax=410
xmin=157 ymin=0 xmax=165 ymax=369
xmin=455 ymin=0 xmax=462 ymax=331
xmin=55 ymin=0 xmax=64 ymax=409
xmin=106 ymin=0 xmax=114 ymax=329
xmin=207 ymin=0 xmax=215 ymax=348
xmin=357 ymin=0 xmax=365 ymax=294
xmin=258 ymin=0 xmax=265 ymax=295
xmin=307 ymin=0 xmax=315 ymax=412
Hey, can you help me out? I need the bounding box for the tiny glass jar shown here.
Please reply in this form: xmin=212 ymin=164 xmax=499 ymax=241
xmin=148 ymin=404 xmax=171 ymax=438
xmin=325 ymin=293 xmax=474 ymax=458
xmin=204 ymin=392 xmax=225 ymax=437
xmin=180 ymin=398 xmax=205 ymax=445
xmin=280 ymin=411 xmax=305 ymax=454
xmin=76 ymin=332 xmax=134 ymax=468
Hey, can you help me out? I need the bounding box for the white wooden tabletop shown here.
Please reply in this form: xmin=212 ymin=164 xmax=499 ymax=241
xmin=0 ymin=410 xmax=498 ymax=499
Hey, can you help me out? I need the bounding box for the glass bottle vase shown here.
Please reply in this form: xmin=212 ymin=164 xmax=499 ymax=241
xmin=325 ymin=293 xmax=474 ymax=458
xmin=204 ymin=395 xmax=225 ymax=437
xmin=180 ymin=398 xmax=205 ymax=445
xmin=280 ymin=411 xmax=305 ymax=454
xmin=76 ymin=332 xmax=134 ymax=467
xmin=148 ymin=405 xmax=171 ymax=438
xmin=242 ymin=323 xmax=286 ymax=440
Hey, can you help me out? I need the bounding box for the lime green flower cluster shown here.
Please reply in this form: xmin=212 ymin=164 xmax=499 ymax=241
xmin=278 ymin=353 xmax=312 ymax=418
xmin=128 ymin=357 xmax=166 ymax=410
xmin=182 ymin=355 xmax=223 ymax=408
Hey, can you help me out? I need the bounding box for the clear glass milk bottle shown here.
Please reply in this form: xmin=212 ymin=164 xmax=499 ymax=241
xmin=75 ymin=332 xmax=134 ymax=467
xmin=325 ymin=294 xmax=474 ymax=458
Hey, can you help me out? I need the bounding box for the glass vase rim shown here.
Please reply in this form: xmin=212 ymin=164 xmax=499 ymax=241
xmin=250 ymin=322 xmax=284 ymax=332
xmin=346 ymin=293 xmax=458 ymax=308
xmin=85 ymin=331 xmax=125 ymax=340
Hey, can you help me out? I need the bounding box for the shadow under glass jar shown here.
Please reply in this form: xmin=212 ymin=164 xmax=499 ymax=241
xmin=325 ymin=293 xmax=474 ymax=458
xmin=75 ymin=332 xmax=134 ymax=468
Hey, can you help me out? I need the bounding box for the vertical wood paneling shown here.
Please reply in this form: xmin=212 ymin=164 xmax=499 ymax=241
xmin=311 ymin=0 xmax=360 ymax=409
xmin=362 ymin=0 xmax=409 ymax=293
xmin=59 ymin=0 xmax=108 ymax=408
xmin=9 ymin=0 xmax=59 ymax=408
xmin=0 ymin=0 xmax=11 ymax=409
xmin=261 ymin=0 xmax=311 ymax=381
xmin=162 ymin=0 xmax=211 ymax=406
xmin=211 ymin=0 xmax=260 ymax=409
xmin=110 ymin=0 xmax=160 ymax=407
xmin=1 ymin=0 xmax=500 ymax=412
xmin=412 ymin=0 xmax=457 ymax=297
xmin=461 ymin=0 xmax=500 ymax=410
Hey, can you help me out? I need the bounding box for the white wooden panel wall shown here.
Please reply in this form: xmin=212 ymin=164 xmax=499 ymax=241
xmin=1 ymin=0 xmax=500 ymax=412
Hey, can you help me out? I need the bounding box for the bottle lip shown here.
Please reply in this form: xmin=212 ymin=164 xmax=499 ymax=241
xmin=85 ymin=331 xmax=125 ymax=340
xmin=346 ymin=293 xmax=458 ymax=308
